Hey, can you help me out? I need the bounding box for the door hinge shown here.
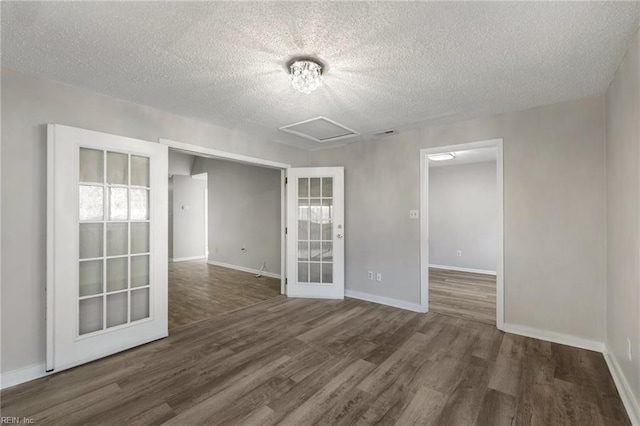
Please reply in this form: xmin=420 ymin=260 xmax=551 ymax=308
xmin=285 ymin=278 xmax=288 ymax=285
xmin=285 ymin=177 xmax=288 ymax=185
xmin=285 ymin=227 xmax=288 ymax=235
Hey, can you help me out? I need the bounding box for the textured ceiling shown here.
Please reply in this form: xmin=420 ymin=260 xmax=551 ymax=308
xmin=2 ymin=2 xmax=640 ymax=150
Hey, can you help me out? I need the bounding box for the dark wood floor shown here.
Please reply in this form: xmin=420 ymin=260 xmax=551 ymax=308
xmin=169 ymin=260 xmax=281 ymax=329
xmin=1 ymin=297 xmax=629 ymax=425
xmin=429 ymin=267 xmax=497 ymax=325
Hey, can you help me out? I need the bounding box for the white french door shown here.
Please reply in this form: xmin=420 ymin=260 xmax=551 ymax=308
xmin=286 ymin=167 xmax=344 ymax=299
xmin=46 ymin=124 xmax=168 ymax=373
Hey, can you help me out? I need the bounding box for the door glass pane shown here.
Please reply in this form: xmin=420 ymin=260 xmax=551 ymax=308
xmin=108 ymin=187 xmax=128 ymax=220
xmin=79 ymin=223 xmax=103 ymax=259
xmin=298 ymin=178 xmax=309 ymax=197
xmin=322 ymin=263 xmax=333 ymax=284
xmin=131 ymin=156 xmax=149 ymax=187
xmin=322 ymin=242 xmax=333 ymax=262
xmin=298 ymin=198 xmax=309 ymax=220
xmin=106 ymin=292 xmax=128 ymax=328
xmin=310 ymin=199 xmax=321 ymax=221
xmin=79 ymin=296 xmax=103 ymax=335
xmin=131 ymin=223 xmax=149 ymax=254
xmin=298 ymin=220 xmax=309 ymax=241
xmin=322 ymin=199 xmax=333 ymax=220
xmin=130 ymin=189 xmax=149 ymax=220
xmin=310 ymin=178 xmax=321 ymax=197
xmin=298 ymin=262 xmax=308 ymax=283
xmin=131 ymin=288 xmax=150 ymax=321
xmin=322 ymin=177 xmax=333 ymax=197
xmin=79 ymin=260 xmax=103 ymax=297
xmin=107 ymin=257 xmax=128 ymax=292
xmin=298 ymin=241 xmax=309 ymax=261
xmin=107 ymin=223 xmax=128 ymax=256
xmin=322 ymin=223 xmax=333 ymax=241
xmin=310 ymin=263 xmax=321 ymax=283
xmin=310 ymin=242 xmax=321 ymax=261
xmin=107 ymin=152 xmax=128 ymax=185
xmin=131 ymin=255 xmax=149 ymax=287
xmin=79 ymin=186 xmax=104 ymax=221
xmin=79 ymin=148 xmax=103 ymax=184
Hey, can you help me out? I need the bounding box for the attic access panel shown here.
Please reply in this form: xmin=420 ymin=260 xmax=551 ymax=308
xmin=279 ymin=117 xmax=359 ymax=143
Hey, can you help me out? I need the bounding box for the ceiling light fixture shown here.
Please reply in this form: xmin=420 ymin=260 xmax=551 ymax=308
xmin=290 ymin=60 xmax=322 ymax=94
xmin=428 ymin=153 xmax=456 ymax=161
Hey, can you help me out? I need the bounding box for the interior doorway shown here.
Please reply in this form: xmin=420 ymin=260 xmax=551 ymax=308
xmin=420 ymin=139 xmax=504 ymax=328
xmin=167 ymin=148 xmax=284 ymax=329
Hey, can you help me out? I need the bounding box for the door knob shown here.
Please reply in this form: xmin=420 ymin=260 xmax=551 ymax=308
xmin=337 ymin=234 xmax=343 ymax=239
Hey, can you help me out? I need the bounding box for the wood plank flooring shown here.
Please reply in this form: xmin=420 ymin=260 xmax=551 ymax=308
xmin=169 ymin=260 xmax=281 ymax=329
xmin=429 ymin=267 xmax=497 ymax=325
xmin=1 ymin=297 xmax=629 ymax=425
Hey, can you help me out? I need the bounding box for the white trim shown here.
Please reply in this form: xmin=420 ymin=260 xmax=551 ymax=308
xmin=0 ymin=363 xmax=51 ymax=390
xmin=428 ymin=264 xmax=497 ymax=276
xmin=159 ymin=138 xmax=291 ymax=170
xmin=345 ymin=289 xmax=427 ymax=313
xmin=171 ymin=255 xmax=206 ymax=262
xmin=502 ymin=323 xmax=605 ymax=353
xmin=287 ymin=293 xmax=344 ymax=300
xmin=207 ymin=260 xmax=281 ymax=279
xmin=420 ymin=138 xmax=505 ymax=330
xmin=280 ymin=170 xmax=286 ymax=295
xmin=604 ymin=345 xmax=640 ymax=426
xmin=46 ymin=124 xmax=55 ymax=372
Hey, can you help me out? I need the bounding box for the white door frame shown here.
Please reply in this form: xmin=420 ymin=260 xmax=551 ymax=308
xmin=419 ymin=138 xmax=504 ymax=329
xmin=159 ymin=138 xmax=290 ymax=294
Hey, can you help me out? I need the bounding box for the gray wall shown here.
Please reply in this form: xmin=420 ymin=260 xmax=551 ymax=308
xmin=0 ymin=67 xmax=307 ymax=375
xmin=310 ymin=96 xmax=606 ymax=342
xmin=192 ymin=158 xmax=281 ymax=275
xmin=168 ymin=151 xmax=195 ymax=176
xmin=605 ymin=28 xmax=640 ymax=412
xmin=172 ymin=175 xmax=207 ymax=260
xmin=429 ymin=161 xmax=497 ymax=272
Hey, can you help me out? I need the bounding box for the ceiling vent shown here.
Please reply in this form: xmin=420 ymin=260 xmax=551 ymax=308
xmin=279 ymin=117 xmax=359 ymax=143
xmin=372 ymin=129 xmax=398 ymax=138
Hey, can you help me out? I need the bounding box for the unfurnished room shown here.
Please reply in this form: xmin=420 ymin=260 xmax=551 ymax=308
xmin=1 ymin=2 xmax=640 ymax=425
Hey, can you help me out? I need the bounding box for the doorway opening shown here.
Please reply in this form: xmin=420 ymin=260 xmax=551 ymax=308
xmin=420 ymin=139 xmax=504 ymax=328
xmin=166 ymin=145 xmax=286 ymax=330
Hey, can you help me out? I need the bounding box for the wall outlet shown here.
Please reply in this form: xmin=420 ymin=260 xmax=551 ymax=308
xmin=456 ymin=250 xmax=462 ymax=257
xmin=367 ymin=271 xmax=374 ymax=280
xmin=628 ymin=338 xmax=633 ymax=361
xmin=376 ymin=272 xmax=382 ymax=282
xmin=409 ymin=210 xmax=419 ymax=219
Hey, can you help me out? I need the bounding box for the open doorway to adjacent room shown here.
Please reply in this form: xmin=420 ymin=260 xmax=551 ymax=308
xmin=168 ymin=149 xmax=283 ymax=329
xmin=420 ymin=139 xmax=504 ymax=327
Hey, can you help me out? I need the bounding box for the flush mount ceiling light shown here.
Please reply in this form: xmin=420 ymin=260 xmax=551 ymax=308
xmin=428 ymin=153 xmax=456 ymax=161
xmin=289 ymin=59 xmax=322 ymax=94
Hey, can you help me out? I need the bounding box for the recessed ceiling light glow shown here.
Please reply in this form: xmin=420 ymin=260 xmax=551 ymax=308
xmin=290 ymin=60 xmax=322 ymax=94
xmin=428 ymin=153 xmax=456 ymax=161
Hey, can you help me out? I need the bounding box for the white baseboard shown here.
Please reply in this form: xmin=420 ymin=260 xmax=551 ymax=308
xmin=604 ymin=345 xmax=640 ymax=426
xmin=206 ymin=260 xmax=280 ymax=279
xmin=0 ymin=363 xmax=50 ymax=390
xmin=345 ymin=289 xmax=426 ymax=313
xmin=429 ymin=264 xmax=497 ymax=276
xmin=171 ymin=255 xmax=206 ymax=262
xmin=501 ymin=323 xmax=605 ymax=353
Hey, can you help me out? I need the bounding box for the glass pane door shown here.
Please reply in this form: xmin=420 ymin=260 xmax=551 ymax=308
xmin=297 ymin=177 xmax=333 ymax=285
xmin=78 ymin=148 xmax=151 ymax=337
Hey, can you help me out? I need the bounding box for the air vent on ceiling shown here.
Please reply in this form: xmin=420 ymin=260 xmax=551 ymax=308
xmin=279 ymin=117 xmax=359 ymax=143
xmin=372 ymin=129 xmax=398 ymax=138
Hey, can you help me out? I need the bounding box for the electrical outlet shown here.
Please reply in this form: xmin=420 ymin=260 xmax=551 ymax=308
xmin=376 ymin=272 xmax=382 ymax=282
xmin=367 ymin=271 xmax=374 ymax=280
xmin=409 ymin=210 xmax=419 ymax=219
xmin=456 ymin=250 xmax=462 ymax=257
xmin=628 ymin=338 xmax=633 ymax=361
